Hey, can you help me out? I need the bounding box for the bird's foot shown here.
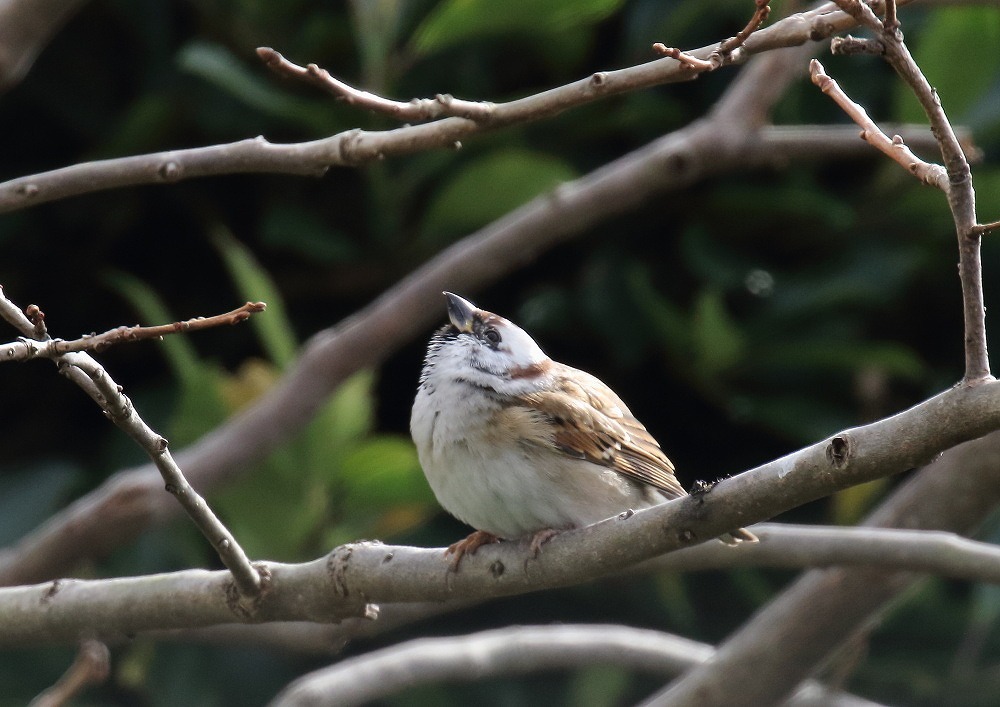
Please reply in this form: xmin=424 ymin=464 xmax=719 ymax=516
xmin=445 ymin=530 xmax=501 ymax=570
xmin=528 ymin=527 xmax=562 ymax=557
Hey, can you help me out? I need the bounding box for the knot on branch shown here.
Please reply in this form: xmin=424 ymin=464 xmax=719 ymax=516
xmin=831 ymin=35 xmax=885 ymax=57
xmin=226 ymin=564 xmax=272 ymax=618
xmin=327 ymin=544 xmax=354 ymax=597
xmin=826 ymin=434 xmax=853 ymax=469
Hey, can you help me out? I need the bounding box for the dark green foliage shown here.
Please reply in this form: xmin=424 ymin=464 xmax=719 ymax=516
xmin=1 ymin=0 xmax=999 ymax=704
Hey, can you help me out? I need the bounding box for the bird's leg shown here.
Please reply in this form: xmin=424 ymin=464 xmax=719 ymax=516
xmin=445 ymin=530 xmax=501 ymax=570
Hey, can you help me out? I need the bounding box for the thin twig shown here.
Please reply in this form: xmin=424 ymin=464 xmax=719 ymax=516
xmin=59 ymin=352 xmax=266 ymax=600
xmin=884 ymin=0 xmax=900 ymax=35
xmin=653 ymin=0 xmax=772 ymax=73
xmin=25 ymin=303 xmax=47 ymax=339
xmin=0 ymin=301 xmax=266 ymax=362
xmin=29 ymin=639 xmax=110 ymax=707
xmin=257 ymin=47 xmax=496 ymax=122
xmin=651 ymin=44 xmax=714 ymax=72
xmin=808 ymin=59 xmax=946 ymax=187
xmin=719 ymin=0 xmax=772 ymax=54
xmin=971 ymin=220 xmax=1000 ymax=237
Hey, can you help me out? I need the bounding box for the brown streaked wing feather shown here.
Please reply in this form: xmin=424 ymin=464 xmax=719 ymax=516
xmin=516 ymin=365 xmax=687 ymax=500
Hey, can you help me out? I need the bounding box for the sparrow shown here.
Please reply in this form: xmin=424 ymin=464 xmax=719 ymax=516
xmin=411 ymin=292 xmax=756 ymax=567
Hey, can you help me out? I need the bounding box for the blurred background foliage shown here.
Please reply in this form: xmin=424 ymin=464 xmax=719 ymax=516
xmin=0 ymin=0 xmax=999 ymax=704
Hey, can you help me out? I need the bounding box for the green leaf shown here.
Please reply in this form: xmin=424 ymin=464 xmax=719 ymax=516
xmin=567 ymin=666 xmax=630 ymax=707
xmin=168 ymin=365 xmax=231 ymax=447
xmin=176 ymin=41 xmax=335 ymax=133
xmin=327 ymin=433 xmax=436 ymax=544
xmin=732 ymin=395 xmax=849 ymax=442
xmin=304 ymin=371 xmax=377 ymax=469
xmin=893 ymin=8 xmax=1000 ymax=123
xmin=213 ymin=371 xmax=382 ymax=559
xmin=260 ymin=205 xmax=359 ymax=263
xmin=412 ymin=0 xmax=624 ymax=55
xmin=339 ymin=436 xmax=429 ymax=506
xmin=420 ymin=148 xmax=577 ymax=245
xmin=213 ymin=229 xmax=298 ymax=369
xmin=691 ymin=289 xmax=745 ymax=378
xmin=0 ymin=463 xmax=80 ymax=545
xmin=105 ymin=271 xmax=200 ymax=385
xmin=629 ymin=266 xmax=691 ymax=358
xmin=752 ymin=340 xmax=926 ymax=381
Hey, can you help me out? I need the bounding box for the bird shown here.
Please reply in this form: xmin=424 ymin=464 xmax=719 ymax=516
xmin=410 ymin=292 xmax=756 ymax=567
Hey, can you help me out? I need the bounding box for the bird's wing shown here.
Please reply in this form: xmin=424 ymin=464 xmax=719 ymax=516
xmin=515 ymin=365 xmax=687 ymax=500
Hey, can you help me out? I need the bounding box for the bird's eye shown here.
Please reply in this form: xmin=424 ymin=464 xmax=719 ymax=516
xmin=483 ymin=327 xmax=501 ymax=346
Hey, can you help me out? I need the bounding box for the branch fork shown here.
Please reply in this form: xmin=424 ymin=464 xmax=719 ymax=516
xmin=0 ymin=287 xmax=267 ymax=600
xmin=812 ymin=0 xmax=993 ymax=384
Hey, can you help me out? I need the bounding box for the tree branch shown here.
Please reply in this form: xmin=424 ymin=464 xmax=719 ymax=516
xmin=6 ymin=382 xmax=1000 ymax=644
xmin=809 ymin=59 xmax=947 ymax=187
xmin=57 ymin=352 xmax=265 ymax=599
xmin=0 ymin=560 xmax=371 ymax=645
xmin=652 ymin=6 xmax=996 ymax=694
xmin=0 ymin=288 xmax=264 ymax=598
xmin=821 ymin=0 xmax=991 ymax=383
xmin=29 ymin=639 xmax=109 ymax=707
xmin=269 ymin=625 xmax=883 ymax=707
xmin=135 ymin=523 xmax=1000 ymax=656
xmin=0 ymin=0 xmax=91 ymax=93
xmin=0 ymin=50 xmax=979 ymax=591
xmin=0 ymin=301 xmax=265 ymax=361
xmin=644 ymin=428 xmax=1000 ymax=705
xmin=0 ymin=42 xmax=819 ymax=587
xmin=257 ymin=47 xmax=497 ymax=121
xmin=0 ymin=0 xmax=911 ymax=214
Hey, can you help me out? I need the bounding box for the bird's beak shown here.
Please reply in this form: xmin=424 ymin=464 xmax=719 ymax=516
xmin=444 ymin=292 xmax=477 ymax=333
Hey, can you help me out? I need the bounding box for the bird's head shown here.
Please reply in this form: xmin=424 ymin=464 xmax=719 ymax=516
xmin=422 ymin=292 xmax=551 ymax=393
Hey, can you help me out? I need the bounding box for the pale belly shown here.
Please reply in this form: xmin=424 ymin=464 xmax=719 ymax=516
xmin=411 ymin=392 xmax=664 ymax=538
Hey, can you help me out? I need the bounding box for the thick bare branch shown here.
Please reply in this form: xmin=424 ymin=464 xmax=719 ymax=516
xmin=59 ymin=522 xmax=1000 ymax=657
xmin=270 ymin=625 xmax=881 ymax=707
xmin=0 ymin=560 xmax=370 ymax=645
xmin=6 ymin=381 xmax=1000 ymax=644
xmin=645 ymin=429 xmax=1000 ymax=706
xmin=718 ymin=0 xmax=773 ymax=54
